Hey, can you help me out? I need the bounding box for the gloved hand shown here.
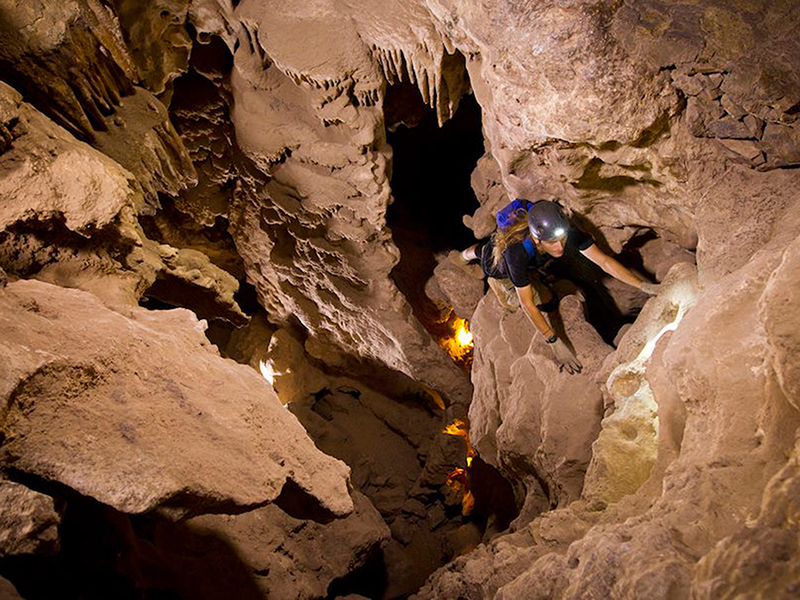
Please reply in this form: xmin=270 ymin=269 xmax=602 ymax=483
xmin=550 ymin=338 xmax=582 ymax=374
xmin=639 ymin=281 xmax=662 ymax=295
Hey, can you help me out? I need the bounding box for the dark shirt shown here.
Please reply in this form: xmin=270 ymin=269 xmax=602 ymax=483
xmin=480 ymin=226 xmax=594 ymax=288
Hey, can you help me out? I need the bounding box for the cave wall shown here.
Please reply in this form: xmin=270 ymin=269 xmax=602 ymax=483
xmin=1 ymin=0 xmax=799 ymax=598
xmin=413 ymin=1 xmax=800 ymax=598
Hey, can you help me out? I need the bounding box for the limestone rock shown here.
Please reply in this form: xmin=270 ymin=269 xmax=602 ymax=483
xmin=413 ymin=505 xmax=595 ymax=599
xmin=0 ymin=0 xmax=137 ymax=142
xmin=0 ymin=81 xmax=243 ymax=320
xmin=425 ymin=253 xmax=484 ymax=321
xmin=144 ymin=244 xmax=247 ymax=326
xmin=469 ymin=291 xmax=611 ymax=514
xmin=0 ymin=577 xmax=22 ymax=600
xmin=0 ymin=279 xmax=352 ymax=517
xmin=0 ymin=480 xmax=60 ymax=557
xmin=762 ymin=236 xmax=800 ymax=412
xmin=0 ymin=82 xmax=142 ymax=235
xmin=168 ymin=67 xmax=242 ymax=227
xmin=91 ymin=86 xmax=198 ymax=207
xmin=695 ymin=167 xmax=799 ymax=286
xmin=693 ymin=439 xmax=800 ymax=598
xmin=761 ymin=122 xmax=800 ymax=169
xmin=221 ymin=310 xmax=276 ymax=368
xmin=466 ymin=153 xmax=507 ymax=239
xmin=0 ymin=0 xmax=196 ymax=207
xmin=288 ymin=376 xmax=466 ymax=597
xmin=585 ymin=263 xmax=700 ymax=507
xmin=426 ymin=168 xmax=800 ymax=599
xmin=426 ymin=0 xmax=675 ymax=153
xmin=227 ymin=8 xmax=473 ymax=405
xmin=109 ymin=0 xmax=192 ymax=94
xmin=152 ymin=491 xmax=390 ymax=600
xmin=261 ymin=328 xmax=329 ymax=405
xmin=0 ymin=80 xmax=149 ymax=305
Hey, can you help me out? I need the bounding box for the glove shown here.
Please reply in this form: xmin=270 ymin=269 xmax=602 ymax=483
xmin=550 ymin=338 xmax=582 ymax=374
xmin=639 ymin=281 xmax=662 ymax=295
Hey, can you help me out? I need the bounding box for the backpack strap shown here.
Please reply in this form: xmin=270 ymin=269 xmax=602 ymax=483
xmin=522 ymin=237 xmax=536 ymax=257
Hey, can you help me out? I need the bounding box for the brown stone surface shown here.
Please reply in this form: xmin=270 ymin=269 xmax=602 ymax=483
xmin=110 ymin=0 xmax=192 ymax=95
xmin=2 ymin=0 xmax=800 ymax=596
xmin=0 ymin=480 xmax=60 ymax=557
xmin=0 ymin=279 xmax=352 ymax=517
xmin=289 ymin=378 xmax=466 ymax=598
xmin=468 ymin=292 xmax=610 ymax=515
xmin=91 ymin=86 xmax=197 ymax=206
xmin=425 ymin=253 xmax=484 ymax=321
xmin=0 ymin=576 xmax=22 ymax=600
xmin=0 ymin=0 xmax=136 ymax=142
xmin=0 ymin=80 xmax=244 ymax=321
xmin=416 ymin=176 xmax=800 ymax=599
xmin=151 ymin=491 xmax=389 ymax=600
xmin=0 ymin=82 xmax=141 ymax=234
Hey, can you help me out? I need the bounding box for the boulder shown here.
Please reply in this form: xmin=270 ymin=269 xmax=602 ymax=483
xmin=469 ymin=290 xmax=611 ymax=515
xmin=0 ymin=279 xmax=352 ymax=518
xmin=151 ymin=491 xmax=389 ymax=600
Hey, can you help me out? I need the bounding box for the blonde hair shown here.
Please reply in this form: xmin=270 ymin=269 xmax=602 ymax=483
xmin=491 ymin=217 xmax=533 ymax=268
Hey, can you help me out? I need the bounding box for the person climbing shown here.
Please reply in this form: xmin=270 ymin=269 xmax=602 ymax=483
xmin=460 ymin=200 xmax=661 ymax=374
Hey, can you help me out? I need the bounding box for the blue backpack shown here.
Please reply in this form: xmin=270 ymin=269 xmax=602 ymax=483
xmin=496 ymin=199 xmax=535 ymax=257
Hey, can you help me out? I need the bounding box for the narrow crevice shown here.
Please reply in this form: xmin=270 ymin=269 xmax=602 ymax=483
xmin=386 ymin=90 xmax=483 ymax=342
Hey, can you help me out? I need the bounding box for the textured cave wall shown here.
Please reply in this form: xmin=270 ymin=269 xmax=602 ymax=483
xmin=1 ymin=0 xmax=799 ymax=598
xmin=411 ymin=1 xmax=800 ymax=598
xmin=223 ymin=0 xmax=474 ymax=406
xmin=1 ymin=0 xmax=475 ymax=407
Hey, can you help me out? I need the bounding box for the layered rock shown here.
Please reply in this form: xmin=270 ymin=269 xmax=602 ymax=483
xmin=2 ymin=0 xmax=800 ymax=597
xmin=0 ymin=278 xmax=351 ymax=517
xmin=0 ymin=0 xmax=136 ymax=142
xmin=220 ymin=0 xmax=473 ymax=404
xmin=417 ymin=183 xmax=800 ymax=596
xmin=0 ymin=80 xmax=243 ymax=321
xmin=413 ymin=1 xmax=800 ymax=596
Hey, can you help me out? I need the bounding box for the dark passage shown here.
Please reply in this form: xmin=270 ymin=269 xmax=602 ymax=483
xmin=386 ymin=87 xmax=484 ymax=336
xmin=387 ymin=88 xmax=483 ymax=255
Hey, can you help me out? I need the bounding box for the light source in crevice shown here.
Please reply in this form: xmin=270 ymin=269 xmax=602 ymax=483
xmin=440 ymin=317 xmax=474 ymax=370
xmin=443 ymin=418 xmax=477 ymax=515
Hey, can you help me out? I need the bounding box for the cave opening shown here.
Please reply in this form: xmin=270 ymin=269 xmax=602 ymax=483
xmin=385 ymin=84 xmax=484 ymax=350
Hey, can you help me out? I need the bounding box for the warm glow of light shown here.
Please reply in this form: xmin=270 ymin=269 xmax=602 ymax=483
xmin=443 ymin=418 xmax=469 ymax=438
xmin=259 ymin=359 xmax=289 ymax=387
xmin=456 ymin=323 xmax=473 ymax=346
xmin=443 ymin=417 xmax=477 ymax=515
xmin=446 ymin=467 xmax=467 ymax=491
xmin=462 ymin=491 xmax=475 ymax=515
xmin=442 ymin=317 xmax=474 ymax=365
xmin=607 ymin=282 xmax=698 ymax=414
xmin=424 ymin=386 xmax=446 ymax=410
xmin=445 ymin=468 xmax=475 ymax=515
xmin=259 ymin=359 xmax=276 ymax=385
xmin=443 ymin=419 xmax=477 ymax=463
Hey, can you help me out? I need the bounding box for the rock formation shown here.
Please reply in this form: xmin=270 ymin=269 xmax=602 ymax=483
xmin=1 ymin=0 xmax=799 ymax=598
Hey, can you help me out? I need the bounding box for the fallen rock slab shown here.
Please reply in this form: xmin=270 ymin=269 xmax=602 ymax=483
xmin=0 ymin=279 xmax=352 ymax=518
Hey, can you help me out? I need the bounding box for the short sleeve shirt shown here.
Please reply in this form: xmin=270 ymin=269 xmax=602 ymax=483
xmin=481 ymin=226 xmax=595 ymax=288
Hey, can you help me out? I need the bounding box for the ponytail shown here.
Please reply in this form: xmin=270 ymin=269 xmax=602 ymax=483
xmin=491 ymin=218 xmax=532 ymax=268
